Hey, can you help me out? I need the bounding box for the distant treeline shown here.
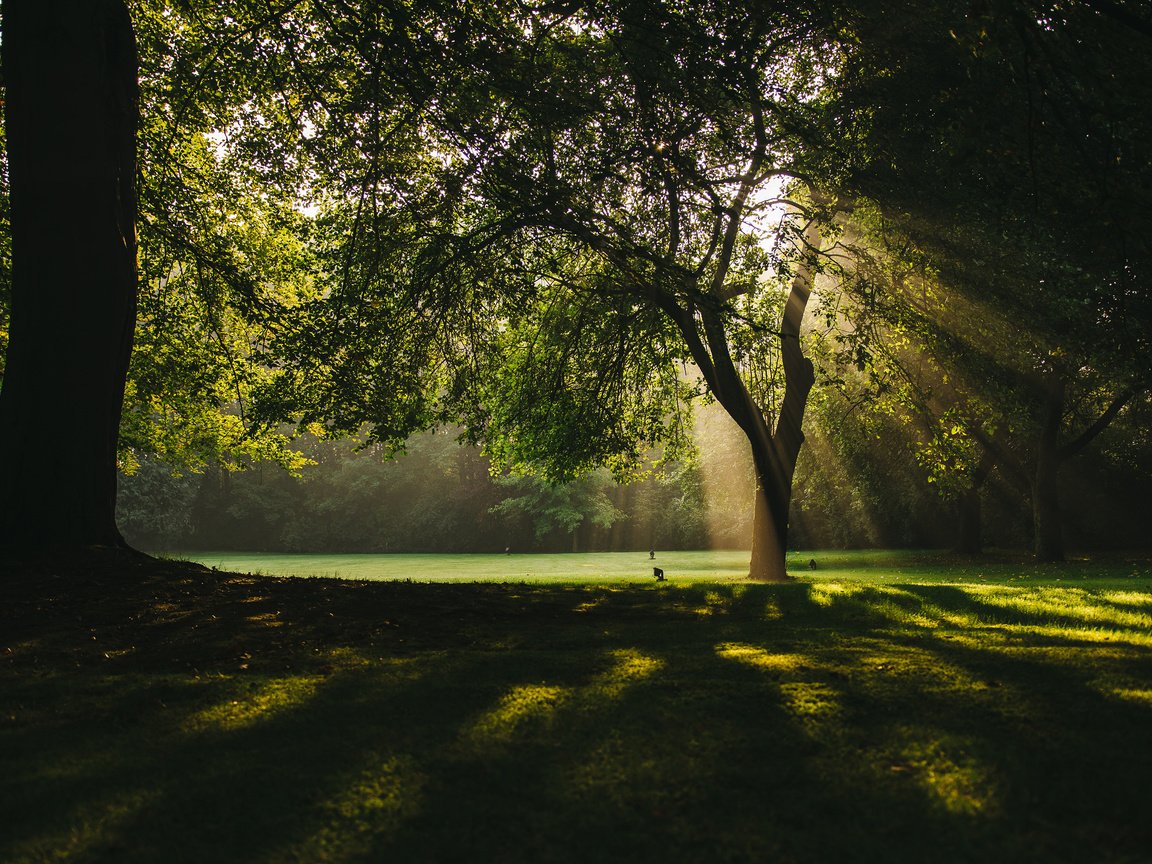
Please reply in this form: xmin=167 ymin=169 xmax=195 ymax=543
xmin=118 ymin=402 xmax=1150 ymax=555
xmin=119 ymin=430 xmax=711 ymax=554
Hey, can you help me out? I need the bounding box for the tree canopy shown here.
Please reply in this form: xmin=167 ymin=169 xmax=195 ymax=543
xmin=1 ymin=0 xmax=1150 ymax=565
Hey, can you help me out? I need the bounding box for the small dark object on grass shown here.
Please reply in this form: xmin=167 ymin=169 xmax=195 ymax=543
xmin=654 ymin=567 xmax=665 ymax=581
xmin=649 ymin=548 xmax=655 ymax=560
xmin=808 ymin=559 xmax=818 ymax=570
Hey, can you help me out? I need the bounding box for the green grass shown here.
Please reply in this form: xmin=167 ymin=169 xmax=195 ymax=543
xmin=167 ymin=548 xmax=1152 ymax=585
xmin=3 ymin=552 xmax=1151 ymax=863
xmin=173 ymin=549 xmax=757 ymax=581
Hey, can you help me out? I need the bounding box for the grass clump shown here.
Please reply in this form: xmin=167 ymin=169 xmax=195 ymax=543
xmin=2 ymin=552 xmax=1151 ymax=863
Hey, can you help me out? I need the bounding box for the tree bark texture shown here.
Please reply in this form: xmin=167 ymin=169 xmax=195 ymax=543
xmin=747 ymin=444 xmax=792 ymax=582
xmin=0 ymin=0 xmax=139 ymax=551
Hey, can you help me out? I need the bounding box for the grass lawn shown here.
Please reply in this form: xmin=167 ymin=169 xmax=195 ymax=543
xmin=171 ymin=547 xmax=1152 ymax=585
xmin=2 ymin=551 xmax=1151 ymax=863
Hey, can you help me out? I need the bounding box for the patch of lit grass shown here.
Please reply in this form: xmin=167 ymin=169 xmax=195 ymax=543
xmin=287 ymin=753 xmax=426 ymax=861
xmin=185 ymin=674 xmax=323 ymax=732
xmin=884 ymin=729 xmax=1002 ymax=817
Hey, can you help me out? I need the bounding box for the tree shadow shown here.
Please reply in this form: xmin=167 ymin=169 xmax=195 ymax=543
xmin=3 ymin=565 xmax=1151 ymax=862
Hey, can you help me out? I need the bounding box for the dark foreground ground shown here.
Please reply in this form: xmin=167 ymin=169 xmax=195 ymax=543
xmin=2 ymin=552 xmax=1151 ymax=863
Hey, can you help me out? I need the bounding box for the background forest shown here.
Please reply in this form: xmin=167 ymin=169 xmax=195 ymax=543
xmin=117 ymin=397 xmax=1149 ymax=554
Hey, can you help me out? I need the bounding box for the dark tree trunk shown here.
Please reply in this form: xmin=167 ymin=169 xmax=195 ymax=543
xmin=662 ymin=191 xmax=822 ymax=583
xmin=955 ymin=450 xmax=995 ymax=555
xmin=955 ymin=487 xmax=983 ymax=555
xmin=745 ymin=265 xmax=817 ymax=580
xmin=0 ymin=0 xmax=139 ymax=551
xmin=970 ymin=378 xmax=1139 ymax=561
xmin=1032 ymin=467 xmax=1064 ymax=562
xmin=1032 ymin=375 xmax=1065 ymax=562
xmin=747 ymin=446 xmax=794 ymax=583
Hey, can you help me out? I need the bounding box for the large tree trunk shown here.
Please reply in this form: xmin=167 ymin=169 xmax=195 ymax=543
xmin=0 ymin=0 xmax=139 ymax=552
xmin=1032 ymin=374 xmax=1066 ymax=562
xmin=747 ymin=445 xmax=796 ymax=582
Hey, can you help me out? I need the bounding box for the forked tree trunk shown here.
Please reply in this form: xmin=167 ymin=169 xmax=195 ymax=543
xmin=0 ymin=0 xmax=139 ymax=552
xmin=970 ymin=377 xmax=1139 ymax=563
xmin=664 ymin=191 xmax=822 ymax=582
xmin=744 ymin=218 xmax=819 ymax=582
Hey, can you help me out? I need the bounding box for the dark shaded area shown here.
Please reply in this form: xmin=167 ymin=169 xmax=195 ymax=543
xmin=2 ymin=557 xmax=1150 ymax=863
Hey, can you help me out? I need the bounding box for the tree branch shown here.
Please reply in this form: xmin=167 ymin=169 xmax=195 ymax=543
xmin=1056 ymin=385 xmax=1145 ymax=461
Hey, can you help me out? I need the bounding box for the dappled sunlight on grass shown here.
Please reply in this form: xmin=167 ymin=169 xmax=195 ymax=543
xmin=810 ymin=582 xmax=980 ymax=629
xmin=849 ymin=642 xmax=995 ymax=695
xmin=688 ymin=589 xmax=731 ymax=616
xmin=289 ymin=754 xmax=425 ymax=862
xmin=808 ymin=581 xmax=868 ymax=606
xmin=1086 ymin=664 xmax=1152 ymax=708
xmin=1101 ymin=590 xmax=1152 ymax=609
xmin=713 ymin=642 xmax=844 ymax=734
xmin=762 ymin=595 xmax=784 ymax=620
xmin=677 ymin=587 xmax=785 ymax=620
xmin=1109 ymin=688 xmax=1152 ymax=707
xmin=185 ymin=675 xmax=323 ymax=732
xmin=5 ymin=557 xmax=1152 ymax=864
xmin=886 ymin=731 xmax=1002 ymax=818
xmin=862 ymin=589 xmax=978 ymax=630
xmin=803 ymin=581 xmax=1152 ymax=647
xmin=778 ymin=681 xmax=844 ymax=733
xmin=462 ymin=684 xmax=569 ymax=752
xmin=971 ymin=587 xmax=1152 ymax=631
xmin=459 ymin=648 xmax=664 ymax=758
xmin=714 ymin=642 xmax=807 ymax=673
xmin=323 ymin=645 xmax=384 ymax=670
xmin=9 ymin=789 xmax=160 ymax=864
xmin=574 ymin=596 xmax=608 ymax=613
xmin=589 ymin=648 xmax=665 ymax=699
xmin=244 ymin=611 xmax=284 ymax=628
xmin=1001 ymin=625 xmax=1152 ymax=647
xmin=866 ymin=589 xmax=981 ymax=631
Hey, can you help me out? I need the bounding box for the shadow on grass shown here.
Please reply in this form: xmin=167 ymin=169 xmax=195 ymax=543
xmin=2 ymin=563 xmax=1151 ymax=863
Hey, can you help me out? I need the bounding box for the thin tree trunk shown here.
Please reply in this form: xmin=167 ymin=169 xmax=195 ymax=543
xmin=0 ymin=0 xmax=139 ymax=552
